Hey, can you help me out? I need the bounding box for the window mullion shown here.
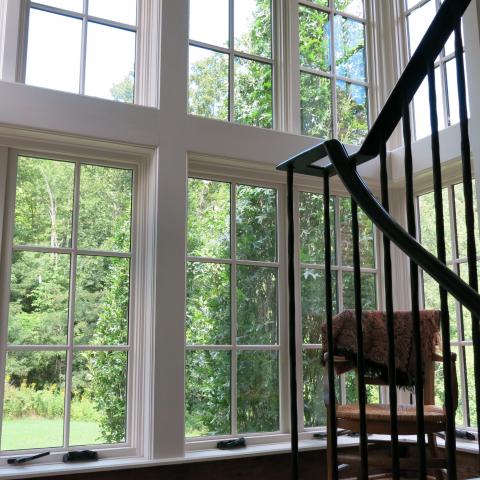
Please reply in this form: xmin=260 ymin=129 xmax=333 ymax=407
xmin=230 ymin=181 xmax=238 ymax=435
xmin=228 ymin=0 xmax=235 ymax=123
xmin=78 ymin=0 xmax=89 ymax=95
xmin=330 ymin=10 xmax=337 ymax=139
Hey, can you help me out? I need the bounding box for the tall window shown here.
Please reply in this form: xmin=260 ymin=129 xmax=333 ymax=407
xmin=0 ymin=155 xmax=134 ymax=452
xmin=186 ymin=178 xmax=280 ymax=437
xmin=298 ymin=0 xmax=368 ymax=144
xmin=418 ymin=181 xmax=479 ymax=429
xmin=298 ymin=191 xmax=378 ymax=428
xmin=188 ymin=0 xmax=274 ymax=128
xmin=406 ymin=0 xmax=463 ymax=139
xmin=23 ymin=1 xmax=137 ymax=102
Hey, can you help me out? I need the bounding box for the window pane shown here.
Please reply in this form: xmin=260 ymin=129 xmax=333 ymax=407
xmin=189 ymin=46 xmax=229 ymax=121
xmin=78 ymin=164 xmax=133 ymax=252
xmin=446 ymin=58 xmax=468 ymax=126
xmin=85 ymin=23 xmax=135 ymax=102
xmin=234 ymin=57 xmax=273 ymax=129
xmin=26 ymin=9 xmax=82 ymax=93
xmin=14 ymin=156 xmax=75 ymax=248
xmin=301 ymin=268 xmax=338 ymax=344
xmin=236 ymin=185 xmax=277 ymax=261
xmin=336 ymin=81 xmax=368 ymax=145
xmin=237 ymin=266 xmax=277 ymax=345
xmin=187 ymin=178 xmax=230 ymax=258
xmin=70 ymin=351 xmax=127 ymax=445
xmin=75 ymin=256 xmax=130 ymax=345
xmin=299 ymin=192 xmax=336 ymax=265
xmin=339 ymin=197 xmax=375 ymax=268
xmin=406 ymin=0 xmax=422 ymax=8
xmin=459 ymin=261 xmax=480 ymax=342
xmin=237 ymin=351 xmax=279 ymax=433
xmin=303 ymin=349 xmax=326 ymax=427
xmin=8 ymin=252 xmax=70 ymax=345
xmin=89 ymin=0 xmax=137 ymax=25
xmin=407 ymin=1 xmax=435 ymax=56
xmin=335 ymin=0 xmax=364 ymax=17
xmin=342 ymin=272 xmax=377 ymax=310
xmin=34 ymin=0 xmax=83 ymax=12
xmin=454 ymin=182 xmax=479 ymax=260
xmin=189 ymin=0 xmax=229 ymax=47
xmin=345 ymin=371 xmax=380 ymax=404
xmin=299 ymin=6 xmax=331 ymax=72
xmin=234 ymin=0 xmax=271 ymax=58
xmin=334 ymin=15 xmax=365 ymax=81
xmin=185 ymin=350 xmax=231 ymax=436
xmin=1 ymin=351 xmax=66 ymax=450
xmin=187 ymin=262 xmax=231 ymax=345
xmin=311 ymin=0 xmax=328 ymax=6
xmin=300 ymin=73 xmax=332 ymax=138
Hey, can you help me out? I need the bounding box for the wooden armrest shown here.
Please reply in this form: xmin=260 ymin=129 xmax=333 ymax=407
xmin=323 ymin=352 xmax=350 ymax=364
xmin=433 ymin=352 xmax=457 ymax=362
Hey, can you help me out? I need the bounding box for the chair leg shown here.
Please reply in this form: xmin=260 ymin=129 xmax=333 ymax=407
xmin=427 ymin=433 xmax=444 ymax=480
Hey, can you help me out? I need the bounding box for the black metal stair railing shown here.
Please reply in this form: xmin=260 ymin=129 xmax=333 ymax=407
xmin=277 ymin=0 xmax=480 ymax=478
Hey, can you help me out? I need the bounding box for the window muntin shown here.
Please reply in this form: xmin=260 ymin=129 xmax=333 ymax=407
xmin=186 ymin=178 xmax=280 ymax=438
xmin=0 ymin=155 xmax=134 ymax=452
xmin=298 ymin=191 xmax=378 ymax=428
xmin=298 ymin=0 xmax=369 ymax=145
xmin=188 ymin=0 xmax=274 ymax=129
xmin=23 ymin=1 xmax=137 ymax=103
xmin=418 ymin=181 xmax=479 ymax=428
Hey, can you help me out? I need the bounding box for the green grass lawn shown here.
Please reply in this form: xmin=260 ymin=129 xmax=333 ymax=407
xmin=1 ymin=418 xmax=102 ymax=451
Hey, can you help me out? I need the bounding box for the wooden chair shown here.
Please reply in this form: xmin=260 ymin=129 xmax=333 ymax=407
xmin=324 ymin=314 xmax=458 ymax=479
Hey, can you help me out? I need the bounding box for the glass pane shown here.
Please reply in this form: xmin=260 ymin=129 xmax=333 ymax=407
xmin=75 ymin=256 xmax=130 ymax=345
xmin=234 ymin=57 xmax=273 ymax=129
xmin=303 ymin=349 xmax=326 ymax=427
xmin=187 ymin=178 xmax=230 ymax=258
xmin=300 ymin=73 xmax=332 ymax=138
xmin=406 ymin=0 xmax=422 ymax=8
xmin=186 ymin=262 xmax=230 ymax=345
xmin=8 ymin=252 xmax=70 ymax=345
xmin=78 ymin=164 xmax=133 ymax=252
xmin=89 ymin=0 xmax=137 ymax=25
xmin=185 ymin=350 xmax=230 ymax=436
xmin=236 ymin=185 xmax=277 ymax=261
xmin=26 ymin=9 xmax=82 ymax=93
xmin=85 ymin=23 xmax=135 ymax=103
xmin=339 ymin=197 xmax=375 ymax=267
xmin=334 ymin=15 xmax=365 ymax=81
xmin=446 ymin=58 xmax=469 ymax=126
xmin=237 ymin=266 xmax=277 ymax=345
xmin=70 ymin=351 xmax=127 ymax=445
xmin=189 ymin=0 xmax=229 ymax=47
xmin=342 ymin=272 xmax=377 ymax=310
xmin=299 ymin=5 xmax=331 ymax=72
xmin=34 ymin=0 xmax=83 ymax=12
xmin=335 ymin=0 xmax=364 ymax=17
xmin=345 ymin=371 xmax=380 ymax=404
xmin=1 ymin=351 xmax=66 ymax=450
xmin=189 ymin=46 xmax=229 ymax=121
xmin=407 ymin=1 xmax=435 ymax=56
xmin=234 ymin=0 xmax=271 ymax=58
xmin=301 ymin=268 xmax=338 ymax=343
xmin=336 ymin=81 xmax=368 ymax=145
xmin=311 ymin=0 xmax=328 ymax=6
xmin=237 ymin=351 xmax=279 ymax=433
xmin=454 ymin=182 xmax=479 ymax=260
xmin=14 ymin=156 xmax=75 ymax=248
xmin=299 ymin=192 xmax=336 ymax=265
xmin=459 ymin=261 xmax=480 ymax=342
xmin=465 ymin=346 xmax=477 ymax=427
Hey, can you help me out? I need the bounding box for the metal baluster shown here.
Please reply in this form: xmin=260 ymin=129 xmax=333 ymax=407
xmin=427 ymin=60 xmax=457 ymax=477
xmin=351 ymin=196 xmax=368 ymax=479
xmin=455 ymin=21 xmax=480 ymax=461
xmin=403 ymin=103 xmax=427 ymax=479
xmin=287 ymin=165 xmax=299 ymax=480
xmin=379 ymin=137 xmax=400 ymax=479
xmin=324 ymin=174 xmax=338 ymax=480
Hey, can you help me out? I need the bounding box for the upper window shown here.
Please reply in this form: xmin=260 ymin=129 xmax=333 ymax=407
xmin=298 ymin=0 xmax=369 ymax=144
xmin=0 ymin=155 xmax=134 ymax=452
xmin=188 ymin=0 xmax=274 ymax=128
xmin=22 ymin=1 xmax=137 ymax=102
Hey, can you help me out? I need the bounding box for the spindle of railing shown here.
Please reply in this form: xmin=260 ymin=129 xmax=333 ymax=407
xmin=351 ymin=197 xmax=368 ymax=479
xmin=323 ymin=174 xmax=338 ymax=480
xmin=379 ymin=137 xmax=400 ymax=479
xmin=454 ymin=21 xmax=480 ymax=461
xmin=403 ymin=103 xmax=427 ymax=479
xmin=427 ymin=60 xmax=457 ymax=477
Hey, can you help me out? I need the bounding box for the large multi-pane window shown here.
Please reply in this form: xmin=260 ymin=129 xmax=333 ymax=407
xmin=186 ymin=178 xmax=280 ymax=437
xmin=22 ymin=0 xmax=137 ymax=102
xmin=298 ymin=0 xmax=369 ymax=144
xmin=418 ymin=181 xmax=479 ymax=429
xmin=0 ymin=155 xmax=134 ymax=452
xmin=188 ymin=0 xmax=274 ymax=128
xmin=298 ymin=191 xmax=378 ymax=428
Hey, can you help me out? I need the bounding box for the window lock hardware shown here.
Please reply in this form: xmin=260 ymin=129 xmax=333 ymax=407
xmin=7 ymin=451 xmax=50 ymax=465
